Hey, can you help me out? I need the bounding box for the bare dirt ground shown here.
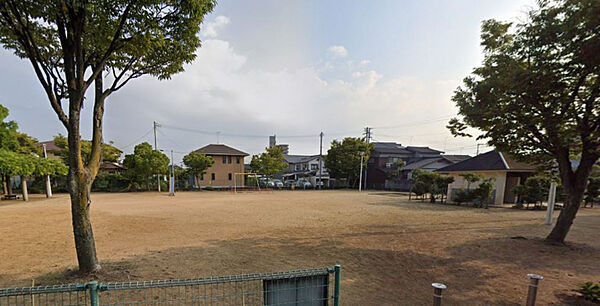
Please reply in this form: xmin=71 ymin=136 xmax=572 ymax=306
xmin=0 ymin=190 xmax=599 ymax=305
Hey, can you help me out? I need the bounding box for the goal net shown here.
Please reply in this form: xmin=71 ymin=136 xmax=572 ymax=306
xmin=233 ymin=172 xmax=261 ymax=193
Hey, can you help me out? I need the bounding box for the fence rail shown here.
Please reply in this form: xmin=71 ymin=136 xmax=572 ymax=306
xmin=0 ymin=266 xmax=340 ymax=306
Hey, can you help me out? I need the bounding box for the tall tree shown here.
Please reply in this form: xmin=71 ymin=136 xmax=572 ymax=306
xmin=249 ymin=147 xmax=288 ymax=177
xmin=448 ymin=0 xmax=600 ymax=243
xmin=0 ymin=0 xmax=215 ymax=272
xmin=123 ymin=142 xmax=169 ymax=190
xmin=183 ymin=151 xmax=214 ymax=187
xmin=325 ymin=137 xmax=372 ymax=187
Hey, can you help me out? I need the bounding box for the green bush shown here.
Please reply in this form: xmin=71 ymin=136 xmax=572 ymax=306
xmin=92 ymin=173 xmax=129 ymax=192
xmin=577 ymin=281 xmax=600 ymax=302
xmin=454 ymin=188 xmax=475 ymax=205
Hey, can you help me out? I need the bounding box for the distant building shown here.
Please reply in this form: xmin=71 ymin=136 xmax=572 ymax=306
xmin=366 ymin=142 xmax=470 ymax=190
xmin=436 ymin=151 xmax=537 ymax=205
xmin=279 ymin=154 xmax=329 ymax=187
xmin=269 ymin=135 xmax=289 ymax=154
xmin=35 ymin=140 xmax=63 ymax=161
xmin=193 ymin=144 xmax=249 ymax=187
xmin=99 ymin=162 xmax=126 ymax=174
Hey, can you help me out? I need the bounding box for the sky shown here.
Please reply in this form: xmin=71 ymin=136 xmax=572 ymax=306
xmin=0 ymin=0 xmax=535 ymax=163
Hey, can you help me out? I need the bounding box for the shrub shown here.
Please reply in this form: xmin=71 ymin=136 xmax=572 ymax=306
xmin=454 ymin=189 xmax=475 ymax=205
xmin=577 ymin=281 xmax=600 ymax=302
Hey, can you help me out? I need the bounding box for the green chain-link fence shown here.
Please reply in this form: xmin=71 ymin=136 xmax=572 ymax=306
xmin=0 ymin=265 xmax=341 ymax=306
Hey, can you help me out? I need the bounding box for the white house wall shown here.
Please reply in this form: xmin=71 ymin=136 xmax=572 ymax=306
xmin=445 ymin=171 xmax=508 ymax=205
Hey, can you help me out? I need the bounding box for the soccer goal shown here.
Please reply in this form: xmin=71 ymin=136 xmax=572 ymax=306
xmin=233 ymin=172 xmax=261 ymax=193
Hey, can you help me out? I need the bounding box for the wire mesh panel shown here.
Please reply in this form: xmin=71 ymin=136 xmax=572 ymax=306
xmin=0 ymin=283 xmax=89 ymax=306
xmin=98 ymin=267 xmax=335 ymax=305
xmin=0 ymin=266 xmax=340 ymax=306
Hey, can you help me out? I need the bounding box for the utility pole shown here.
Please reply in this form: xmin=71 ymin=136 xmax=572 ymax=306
xmin=363 ymin=127 xmax=371 ymax=190
xmin=359 ymin=151 xmax=364 ymax=192
xmin=42 ymin=144 xmax=52 ymax=198
xmin=318 ymin=132 xmax=324 ymax=190
xmin=153 ymin=121 xmax=161 ymax=192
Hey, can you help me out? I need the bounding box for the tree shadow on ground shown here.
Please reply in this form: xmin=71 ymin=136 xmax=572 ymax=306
xmin=14 ymin=236 xmax=509 ymax=306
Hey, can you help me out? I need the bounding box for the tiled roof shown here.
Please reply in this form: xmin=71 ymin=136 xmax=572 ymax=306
xmin=403 ymin=158 xmax=443 ymax=170
xmin=436 ymin=151 xmax=537 ymax=172
xmin=35 ymin=140 xmax=63 ymax=151
xmin=284 ymin=154 xmax=320 ymax=164
xmin=194 ymin=144 xmax=248 ymax=156
xmin=372 ymin=142 xmax=412 ymax=154
xmin=441 ymin=155 xmax=471 ymax=163
xmin=405 ymin=146 xmax=444 ymax=154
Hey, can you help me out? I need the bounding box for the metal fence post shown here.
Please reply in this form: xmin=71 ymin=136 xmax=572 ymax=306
xmin=432 ymin=283 xmax=446 ymax=306
xmin=333 ymin=264 xmax=341 ymax=306
xmin=87 ymin=281 xmax=99 ymax=306
xmin=526 ymin=274 xmax=543 ymax=306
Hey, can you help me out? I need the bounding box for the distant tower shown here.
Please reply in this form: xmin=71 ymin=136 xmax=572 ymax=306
xmin=269 ymin=135 xmax=276 ymax=148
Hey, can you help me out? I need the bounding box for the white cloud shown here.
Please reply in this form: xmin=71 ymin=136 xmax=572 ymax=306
xmin=200 ymin=15 xmax=230 ymax=38
xmin=327 ymin=45 xmax=348 ymax=58
xmin=104 ymin=38 xmax=462 ymax=157
xmin=359 ymin=59 xmax=371 ymax=66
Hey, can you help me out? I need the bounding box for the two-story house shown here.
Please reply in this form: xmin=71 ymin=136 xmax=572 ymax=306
xmin=193 ymin=144 xmax=248 ymax=188
xmin=279 ymin=154 xmax=329 ymax=187
xmin=366 ymin=142 xmax=469 ymax=190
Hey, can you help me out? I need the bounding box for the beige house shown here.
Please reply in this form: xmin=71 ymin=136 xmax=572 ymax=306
xmin=193 ymin=144 xmax=248 ymax=188
xmin=436 ymin=151 xmax=537 ymax=205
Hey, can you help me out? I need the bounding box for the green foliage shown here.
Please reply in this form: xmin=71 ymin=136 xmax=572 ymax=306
xmin=0 ymin=149 xmax=67 ymax=177
xmin=584 ymin=177 xmax=600 ymax=207
xmin=92 ymin=173 xmax=129 ymax=192
xmin=472 ymin=178 xmax=494 ymax=208
xmin=123 ymin=142 xmax=169 ymax=189
xmin=0 ymin=104 xmax=18 ymax=151
xmin=410 ymin=169 xmax=455 ymax=203
xmin=459 ymin=173 xmax=482 ymax=189
xmin=513 ymin=176 xmax=552 ymax=208
xmin=577 ymin=281 xmax=600 ymax=302
xmin=53 ymin=134 xmax=121 ymax=164
xmin=449 ymin=1 xmax=600 ymax=165
xmin=326 ymin=137 xmax=372 ymax=185
xmin=249 ymin=147 xmax=288 ymax=177
xmin=183 ymin=151 xmax=214 ymax=176
xmin=454 ymin=189 xmax=476 ymax=205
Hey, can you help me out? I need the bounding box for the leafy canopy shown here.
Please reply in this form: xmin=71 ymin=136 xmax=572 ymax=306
xmin=249 ymin=147 xmax=288 ymax=177
xmin=448 ymin=0 xmax=600 ymax=168
xmin=53 ymin=134 xmax=121 ymax=164
xmin=326 ymin=137 xmax=372 ymax=181
xmin=122 ymin=142 xmax=169 ymax=186
xmin=183 ymin=151 xmax=214 ymax=177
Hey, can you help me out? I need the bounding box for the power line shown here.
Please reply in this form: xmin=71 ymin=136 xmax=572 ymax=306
xmin=371 ymin=115 xmax=454 ymax=130
xmin=119 ymin=128 xmax=154 ymax=149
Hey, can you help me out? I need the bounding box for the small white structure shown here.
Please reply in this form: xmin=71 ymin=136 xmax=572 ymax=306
xmin=436 ymin=151 xmax=537 ymax=205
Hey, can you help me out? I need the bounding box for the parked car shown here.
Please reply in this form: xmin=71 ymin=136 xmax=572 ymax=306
xmin=284 ymin=180 xmax=296 ymax=188
xmin=272 ymin=179 xmax=284 ymax=189
xmin=296 ymin=179 xmax=312 ymax=189
xmin=258 ymin=177 xmax=275 ymax=188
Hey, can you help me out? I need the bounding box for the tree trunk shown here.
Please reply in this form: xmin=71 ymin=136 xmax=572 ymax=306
xmin=69 ymin=171 xmax=100 ymax=273
xmin=45 ymin=175 xmax=53 ymax=198
xmin=6 ymin=175 xmax=12 ymax=195
xmin=2 ymin=178 xmax=7 ymax=195
xmin=546 ymin=151 xmax=596 ymax=244
xmin=21 ymin=176 xmax=28 ymax=201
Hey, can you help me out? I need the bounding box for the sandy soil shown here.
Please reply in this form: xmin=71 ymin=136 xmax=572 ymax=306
xmin=0 ymin=190 xmax=598 ymax=305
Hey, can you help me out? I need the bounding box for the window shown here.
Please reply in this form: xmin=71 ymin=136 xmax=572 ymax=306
xmin=228 ymin=156 xmax=232 ymax=164
xmin=236 ymin=157 xmax=240 ymax=164
xmin=228 ymin=173 xmax=232 ymax=180
xmin=310 ymin=164 xmax=318 ymax=170
xmin=295 ymin=164 xmax=301 ymax=171
xmin=211 ymin=173 xmax=215 ymax=180
xmin=222 ymin=156 xmax=227 ymax=164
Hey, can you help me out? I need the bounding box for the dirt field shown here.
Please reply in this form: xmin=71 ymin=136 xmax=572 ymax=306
xmin=0 ymin=190 xmax=599 ymax=305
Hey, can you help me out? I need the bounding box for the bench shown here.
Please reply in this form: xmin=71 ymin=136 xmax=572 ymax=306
xmin=2 ymin=194 xmax=20 ymax=200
